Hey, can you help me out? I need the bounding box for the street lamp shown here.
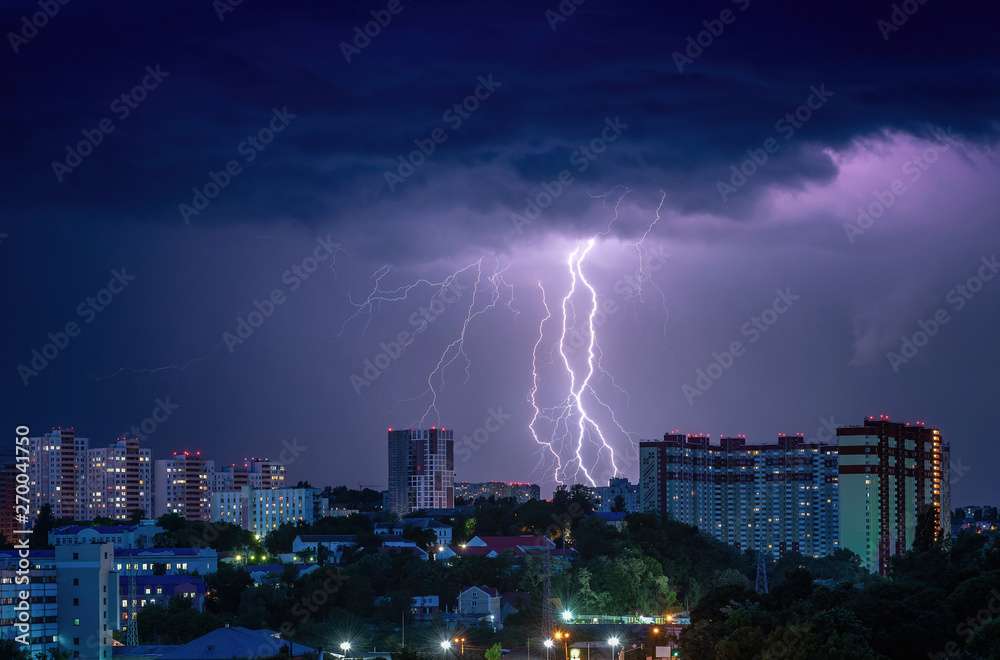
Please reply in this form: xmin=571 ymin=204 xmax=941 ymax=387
xmin=543 ymin=638 xmax=554 ymax=660
xmin=440 ymin=640 xmax=452 ymax=654
xmin=339 ymin=641 xmax=351 ymax=659
xmin=453 ymin=637 xmax=466 ymax=656
xmin=608 ymin=636 xmax=620 ymax=660
xmin=561 ymin=609 xmax=573 ymax=623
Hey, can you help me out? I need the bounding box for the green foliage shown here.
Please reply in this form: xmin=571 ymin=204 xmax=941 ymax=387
xmin=205 ymin=563 xmax=254 ymax=614
xmin=264 ymin=513 xmax=373 ymax=554
xmin=155 ymin=514 xmax=256 ymax=552
xmin=485 ymin=642 xmax=503 ymax=660
xmin=680 ymin=532 xmax=1000 ymax=660
xmin=322 ymin=485 xmax=383 ymax=511
xmin=0 ymin=640 xmax=29 ymax=659
xmin=137 ymin=598 xmax=224 ymax=644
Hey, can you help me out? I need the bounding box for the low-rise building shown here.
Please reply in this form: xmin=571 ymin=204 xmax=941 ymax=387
xmin=49 ymin=521 xmax=164 ymax=549
xmin=1 ymin=545 xmax=121 ymax=659
xmin=291 ymin=534 xmax=358 ymax=563
xmin=119 ymin=574 xmax=206 ymax=628
xmin=114 ymin=548 xmax=218 ymax=576
xmin=457 ymin=585 xmax=502 ymax=631
xmin=410 ymin=595 xmax=440 ymax=621
xmin=375 ymin=518 xmax=453 ymax=545
xmin=211 ymin=486 xmax=321 ymax=538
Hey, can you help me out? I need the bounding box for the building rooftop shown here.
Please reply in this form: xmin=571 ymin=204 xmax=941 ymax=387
xmin=150 ymin=626 xmax=316 ymax=659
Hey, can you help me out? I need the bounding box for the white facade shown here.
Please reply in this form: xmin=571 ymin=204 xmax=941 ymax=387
xmin=85 ymin=437 xmax=152 ymax=520
xmin=55 ymin=544 xmax=118 ymax=659
xmin=49 ymin=521 xmax=163 ymax=549
xmin=211 ymin=486 xmax=318 ymax=537
xmin=387 ymin=428 xmax=455 ymax=515
xmin=457 ymin=586 xmax=502 ymax=630
xmin=154 ymin=453 xmax=214 ymax=520
xmin=28 ymin=429 xmax=89 ymax=520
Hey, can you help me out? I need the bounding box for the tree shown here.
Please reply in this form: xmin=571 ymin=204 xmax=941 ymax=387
xmin=485 ymin=643 xmax=502 ymax=660
xmin=913 ymin=504 xmax=939 ymax=553
xmin=32 ymin=503 xmax=55 ymax=546
xmin=0 ymin=640 xmax=29 ymax=659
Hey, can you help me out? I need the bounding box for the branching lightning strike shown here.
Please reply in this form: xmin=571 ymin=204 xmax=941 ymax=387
xmin=342 ymin=254 xmax=516 ymax=428
xmin=529 ymin=188 xmax=670 ymax=486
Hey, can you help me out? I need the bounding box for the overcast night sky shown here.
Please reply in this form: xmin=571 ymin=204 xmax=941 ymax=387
xmin=3 ymin=0 xmax=999 ymax=504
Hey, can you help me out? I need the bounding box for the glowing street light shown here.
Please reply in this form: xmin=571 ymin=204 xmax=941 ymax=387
xmin=543 ymin=638 xmax=554 ymax=660
xmin=440 ymin=640 xmax=452 ymax=652
xmin=339 ymin=641 xmax=352 ymax=658
xmin=561 ymin=609 xmax=573 ymax=622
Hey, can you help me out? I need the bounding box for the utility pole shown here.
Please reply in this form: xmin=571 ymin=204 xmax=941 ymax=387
xmin=755 ymin=553 xmax=769 ymax=594
xmin=125 ymin=567 xmax=138 ymax=646
xmin=542 ymin=547 xmax=553 ymax=638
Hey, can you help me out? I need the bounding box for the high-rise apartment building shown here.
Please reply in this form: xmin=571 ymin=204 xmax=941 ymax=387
xmin=0 ymin=459 xmax=16 ymax=543
xmin=640 ymin=432 xmax=839 ymax=558
xmin=154 ymin=451 xmax=214 ymax=521
xmin=212 ymin=458 xmax=286 ymax=492
xmin=387 ymin=427 xmax=455 ymax=515
xmin=85 ymin=437 xmax=152 ymax=520
xmin=28 ymin=428 xmax=89 ymax=520
xmin=837 ymin=416 xmax=950 ymax=574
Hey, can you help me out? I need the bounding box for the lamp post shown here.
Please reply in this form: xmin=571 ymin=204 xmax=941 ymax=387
xmin=453 ymin=637 xmax=466 ymax=656
xmin=554 ymin=631 xmax=570 ymax=660
xmin=440 ymin=639 xmax=452 ymax=658
xmin=544 ymin=638 xmax=554 ymax=660
xmin=339 ymin=641 xmax=352 ymax=659
xmin=607 ymin=636 xmax=620 ymax=660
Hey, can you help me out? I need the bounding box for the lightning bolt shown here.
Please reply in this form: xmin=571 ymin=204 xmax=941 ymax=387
xmin=529 ymin=188 xmax=673 ymax=486
xmin=631 ymin=189 xmax=670 ymax=335
xmin=527 ymin=281 xmax=564 ymax=484
xmin=342 ymin=254 xmax=516 ymax=427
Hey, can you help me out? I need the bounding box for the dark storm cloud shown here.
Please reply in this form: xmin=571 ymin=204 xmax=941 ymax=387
xmin=4 ymin=0 xmax=1000 ymax=506
xmin=4 ymin=0 xmax=999 ymax=241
